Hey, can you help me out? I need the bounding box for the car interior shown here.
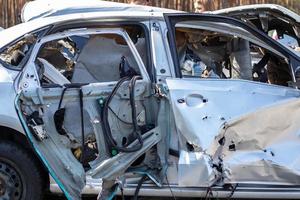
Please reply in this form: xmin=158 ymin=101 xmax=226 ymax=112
xmin=14 ymin=23 xmax=168 ymax=199
xmin=36 ymin=25 xmax=148 ymax=84
xmin=175 ymin=26 xmax=293 ymax=87
xmin=0 ymin=34 xmax=37 ymax=69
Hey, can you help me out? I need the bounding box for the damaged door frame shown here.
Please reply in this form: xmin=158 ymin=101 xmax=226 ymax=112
xmin=46 ymin=20 xmax=156 ymax=82
xmin=15 ymin=27 xmax=161 ymax=200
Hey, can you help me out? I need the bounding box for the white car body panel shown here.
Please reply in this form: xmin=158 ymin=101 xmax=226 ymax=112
xmin=21 ymin=0 xmax=177 ymax=23
xmin=167 ymin=78 xmax=300 ymax=186
xmin=0 ymin=65 xmax=23 ymax=133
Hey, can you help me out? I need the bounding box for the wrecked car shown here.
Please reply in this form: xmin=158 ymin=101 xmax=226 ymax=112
xmin=1 ymin=1 xmax=300 ymax=199
xmin=214 ymin=4 xmax=300 ymax=54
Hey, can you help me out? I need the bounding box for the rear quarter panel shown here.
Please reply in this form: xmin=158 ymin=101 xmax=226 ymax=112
xmin=0 ymin=66 xmax=24 ymax=133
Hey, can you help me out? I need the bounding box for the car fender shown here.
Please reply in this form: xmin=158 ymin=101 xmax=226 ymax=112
xmin=0 ymin=67 xmax=24 ymax=134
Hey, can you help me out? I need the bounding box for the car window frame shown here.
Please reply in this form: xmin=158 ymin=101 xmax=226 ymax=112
xmin=47 ymin=21 xmax=155 ymax=82
xmin=26 ymin=27 xmax=150 ymax=86
xmin=164 ymin=13 xmax=300 ymax=83
xmin=0 ymin=26 xmax=51 ymax=72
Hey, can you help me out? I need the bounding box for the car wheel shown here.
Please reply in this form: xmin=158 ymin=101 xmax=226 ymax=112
xmin=0 ymin=141 xmax=44 ymax=200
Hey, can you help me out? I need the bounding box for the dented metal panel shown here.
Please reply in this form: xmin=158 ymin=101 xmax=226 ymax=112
xmin=167 ymin=78 xmax=300 ymax=149
xmin=167 ymin=78 xmax=300 ymax=186
xmin=210 ymin=98 xmax=300 ymax=185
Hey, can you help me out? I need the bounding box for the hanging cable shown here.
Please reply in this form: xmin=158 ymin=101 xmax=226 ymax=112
xmin=166 ymin=176 xmax=176 ymax=200
xmin=79 ymin=87 xmax=85 ymax=163
xmin=204 ymin=187 xmax=213 ymax=200
xmin=108 ymin=106 xmax=132 ymax=125
xmin=101 ymin=75 xmax=143 ymax=154
xmin=226 ymin=184 xmax=238 ymax=199
xmin=53 ymin=83 xmax=88 ymax=163
xmin=133 ymin=174 xmax=148 ymax=200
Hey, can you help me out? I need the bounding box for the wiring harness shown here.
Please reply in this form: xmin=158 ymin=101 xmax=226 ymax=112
xmin=101 ymin=75 xmax=144 ymax=154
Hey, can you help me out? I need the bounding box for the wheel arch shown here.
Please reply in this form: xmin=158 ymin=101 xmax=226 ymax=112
xmin=0 ymin=126 xmax=31 ymax=150
xmin=0 ymin=125 xmax=50 ymax=190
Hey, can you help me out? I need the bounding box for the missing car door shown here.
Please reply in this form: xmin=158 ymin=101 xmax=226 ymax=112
xmin=16 ymin=27 xmax=161 ymax=200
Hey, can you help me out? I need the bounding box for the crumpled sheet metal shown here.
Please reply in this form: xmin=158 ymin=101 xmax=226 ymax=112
xmin=178 ymin=151 xmax=215 ymax=186
xmin=209 ymin=98 xmax=300 ymax=185
xmin=166 ymin=79 xmax=300 ymax=186
xmin=167 ymin=79 xmax=300 ymax=150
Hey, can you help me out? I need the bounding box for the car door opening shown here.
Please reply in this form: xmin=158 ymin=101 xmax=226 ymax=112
xmin=16 ymin=28 xmax=163 ymax=199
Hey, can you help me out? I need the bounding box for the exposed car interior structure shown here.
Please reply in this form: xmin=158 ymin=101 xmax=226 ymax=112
xmin=174 ymin=22 xmax=293 ymax=87
xmin=14 ymin=17 xmax=300 ymax=199
xmin=0 ymin=34 xmax=37 ymax=69
xmin=1 ymin=4 xmax=299 ymax=199
xmin=16 ymin=26 xmax=165 ymax=199
xmin=36 ymin=25 xmax=148 ymax=84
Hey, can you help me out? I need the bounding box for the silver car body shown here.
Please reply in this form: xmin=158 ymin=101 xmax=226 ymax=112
xmin=2 ymin=1 xmax=300 ymax=199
